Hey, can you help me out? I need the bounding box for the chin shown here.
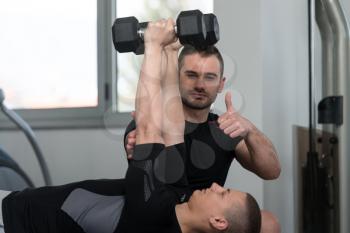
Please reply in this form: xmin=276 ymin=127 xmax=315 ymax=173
xmin=189 ymin=190 xmax=201 ymax=200
xmin=192 ymin=190 xmax=200 ymax=196
xmin=187 ymin=101 xmax=211 ymax=110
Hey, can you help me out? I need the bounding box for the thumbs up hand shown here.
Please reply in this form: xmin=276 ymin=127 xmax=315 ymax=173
xmin=217 ymin=92 xmax=252 ymax=139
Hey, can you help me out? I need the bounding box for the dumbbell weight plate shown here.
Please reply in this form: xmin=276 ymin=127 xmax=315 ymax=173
xmin=176 ymin=10 xmax=206 ymax=48
xmin=204 ymin=13 xmax=220 ymax=46
xmin=112 ymin=16 xmax=142 ymax=53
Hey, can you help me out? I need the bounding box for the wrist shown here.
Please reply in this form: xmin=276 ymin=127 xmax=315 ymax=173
xmin=245 ymin=123 xmax=256 ymax=140
xmin=144 ymin=43 xmax=163 ymax=54
xmin=165 ymin=50 xmax=178 ymax=62
xmin=164 ymin=47 xmax=179 ymax=54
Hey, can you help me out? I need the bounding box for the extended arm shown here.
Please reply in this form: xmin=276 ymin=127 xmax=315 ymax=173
xmin=134 ymin=21 xmax=169 ymax=145
xmin=124 ymin=41 xmax=183 ymax=157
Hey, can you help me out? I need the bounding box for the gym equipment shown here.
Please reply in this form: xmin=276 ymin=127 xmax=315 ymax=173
xmin=300 ymin=0 xmax=350 ymax=232
xmin=0 ymin=146 xmax=34 ymax=190
xmin=0 ymin=89 xmax=52 ymax=186
xmin=112 ymin=10 xmax=220 ymax=54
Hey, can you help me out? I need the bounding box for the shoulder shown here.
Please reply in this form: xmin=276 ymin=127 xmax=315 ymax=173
xmin=208 ymin=112 xmax=219 ymax=122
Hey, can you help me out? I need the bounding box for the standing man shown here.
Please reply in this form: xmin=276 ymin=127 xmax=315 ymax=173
xmin=124 ymin=45 xmax=281 ymax=233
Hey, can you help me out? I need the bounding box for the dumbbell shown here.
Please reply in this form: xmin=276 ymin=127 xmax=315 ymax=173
xmin=112 ymin=10 xmax=219 ymax=54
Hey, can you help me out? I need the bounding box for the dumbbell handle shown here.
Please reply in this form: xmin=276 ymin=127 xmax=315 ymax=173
xmin=137 ymin=22 xmax=178 ymax=41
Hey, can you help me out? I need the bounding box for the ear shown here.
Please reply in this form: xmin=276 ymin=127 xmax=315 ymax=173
xmin=209 ymin=216 xmax=229 ymax=231
xmin=218 ymin=77 xmax=226 ymax=93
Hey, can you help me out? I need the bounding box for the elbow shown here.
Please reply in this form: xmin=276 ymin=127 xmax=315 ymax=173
xmin=269 ymin=166 xmax=281 ymax=180
xmin=262 ymin=151 xmax=281 ymax=180
xmin=275 ymin=164 xmax=282 ymax=178
xmin=260 ymin=164 xmax=281 ymax=180
xmin=272 ymin=156 xmax=282 ymax=179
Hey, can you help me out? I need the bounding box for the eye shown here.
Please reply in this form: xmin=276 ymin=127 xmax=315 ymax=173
xmin=187 ymin=74 xmax=197 ymax=79
xmin=205 ymin=75 xmax=216 ymax=81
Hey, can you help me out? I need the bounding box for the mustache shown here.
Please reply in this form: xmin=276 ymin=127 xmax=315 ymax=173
xmin=189 ymin=90 xmax=208 ymax=96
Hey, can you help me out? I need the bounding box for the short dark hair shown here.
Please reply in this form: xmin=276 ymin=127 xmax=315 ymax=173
xmin=244 ymin=193 xmax=262 ymax=233
xmin=178 ymin=45 xmax=224 ymax=77
xmin=225 ymin=193 xmax=261 ymax=233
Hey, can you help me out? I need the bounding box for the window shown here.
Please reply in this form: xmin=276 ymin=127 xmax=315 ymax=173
xmin=0 ymin=0 xmax=213 ymax=128
xmin=0 ymin=0 xmax=98 ymax=110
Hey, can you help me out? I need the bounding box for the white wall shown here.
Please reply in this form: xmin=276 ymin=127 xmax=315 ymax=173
xmin=215 ymin=0 xmax=264 ymax=205
xmin=1 ymin=1 xmax=349 ymax=233
xmin=260 ymin=1 xmax=309 ymax=232
xmin=0 ymin=129 xmax=128 ymax=185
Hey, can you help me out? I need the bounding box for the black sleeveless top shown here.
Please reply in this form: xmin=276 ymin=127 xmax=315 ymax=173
xmin=124 ymin=112 xmax=242 ymax=191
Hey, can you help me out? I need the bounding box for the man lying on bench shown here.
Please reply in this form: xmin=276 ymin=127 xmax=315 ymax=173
xmin=0 ymin=19 xmax=261 ymax=233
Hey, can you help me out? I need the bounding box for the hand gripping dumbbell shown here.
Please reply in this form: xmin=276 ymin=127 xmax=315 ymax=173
xmin=112 ymin=10 xmax=219 ymax=54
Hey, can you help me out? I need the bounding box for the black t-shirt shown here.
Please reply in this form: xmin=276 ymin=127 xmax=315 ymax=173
xmin=124 ymin=113 xmax=242 ymax=190
xmin=2 ymin=143 xmax=189 ymax=233
xmin=116 ymin=143 xmax=189 ymax=233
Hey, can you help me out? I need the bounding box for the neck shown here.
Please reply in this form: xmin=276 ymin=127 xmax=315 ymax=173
xmin=183 ymin=105 xmax=211 ymax=123
xmin=175 ymin=203 xmax=200 ymax=233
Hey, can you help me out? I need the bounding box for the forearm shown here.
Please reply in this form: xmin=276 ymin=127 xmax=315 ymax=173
xmin=161 ymin=49 xmax=184 ymax=146
xmin=135 ymin=45 xmax=163 ymax=145
xmin=163 ymin=50 xmax=180 ymax=85
xmin=240 ymin=126 xmax=281 ymax=179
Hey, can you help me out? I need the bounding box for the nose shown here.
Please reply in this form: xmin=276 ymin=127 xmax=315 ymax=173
xmin=210 ymin=182 xmax=226 ymax=193
xmin=194 ymin=77 xmax=206 ymax=90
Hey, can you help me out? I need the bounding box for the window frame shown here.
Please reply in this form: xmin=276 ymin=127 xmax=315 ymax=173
xmin=0 ymin=0 xmax=131 ymax=129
